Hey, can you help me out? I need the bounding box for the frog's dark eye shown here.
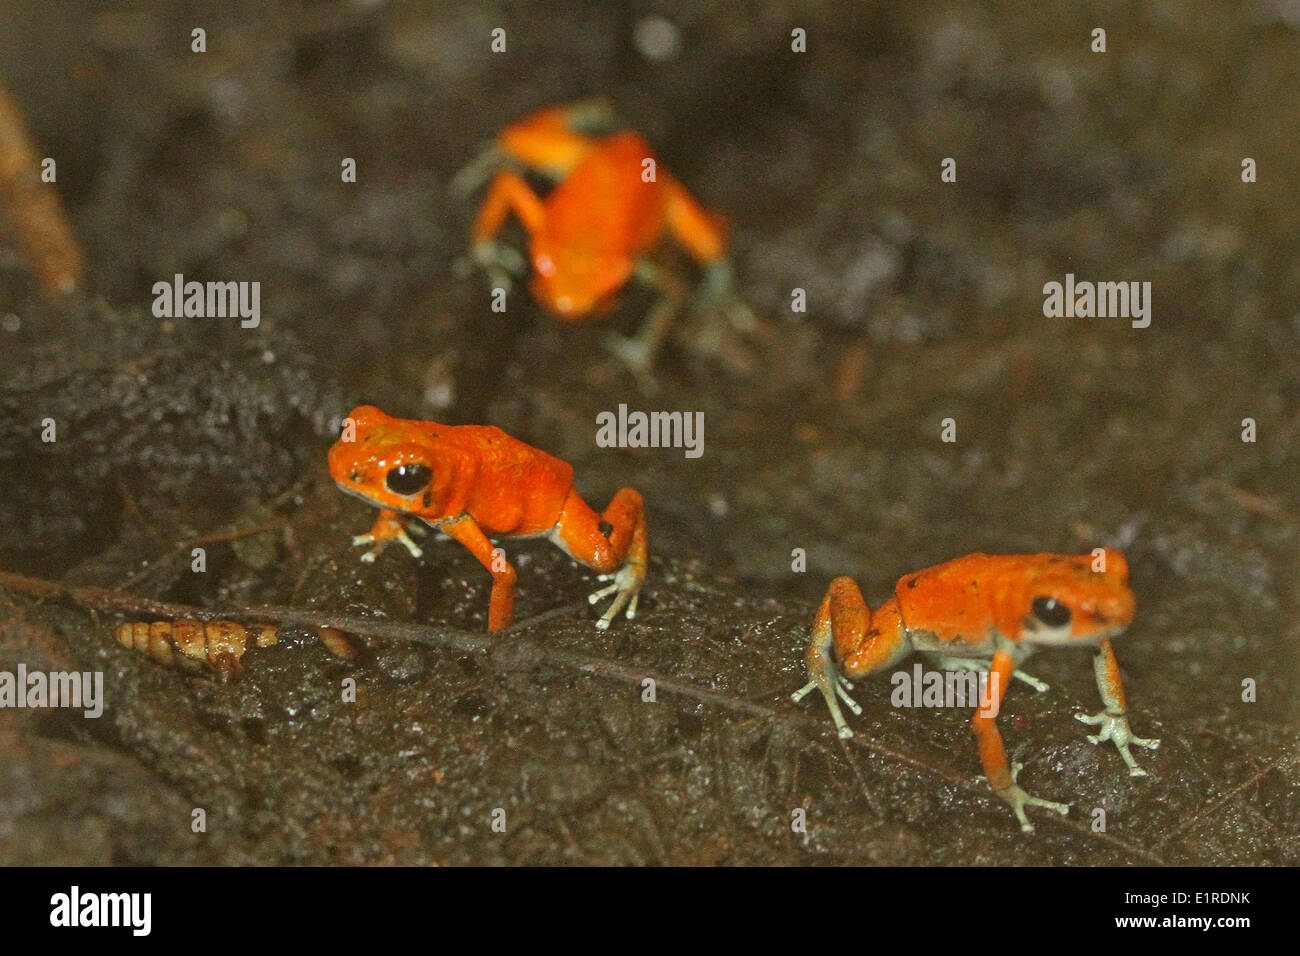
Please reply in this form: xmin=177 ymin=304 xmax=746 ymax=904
xmin=385 ymin=464 xmax=432 ymax=496
xmin=1031 ymin=596 xmax=1072 ymax=628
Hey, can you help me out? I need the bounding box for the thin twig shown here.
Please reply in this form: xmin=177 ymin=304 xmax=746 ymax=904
xmin=1156 ymin=759 xmax=1282 ymax=847
xmin=1199 ymin=477 xmax=1300 ymax=525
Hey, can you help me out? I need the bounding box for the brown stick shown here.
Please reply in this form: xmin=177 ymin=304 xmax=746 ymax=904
xmin=0 ymin=569 xmax=1171 ymax=856
xmin=0 ymin=569 xmax=776 ymax=726
xmin=0 ymin=77 xmax=84 ymax=295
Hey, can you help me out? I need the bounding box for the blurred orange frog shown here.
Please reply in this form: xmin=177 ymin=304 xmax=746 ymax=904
xmin=463 ymin=101 xmax=732 ymax=370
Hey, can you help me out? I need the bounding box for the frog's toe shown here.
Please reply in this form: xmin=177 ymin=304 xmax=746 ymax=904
xmin=601 ymin=332 xmax=653 ymax=373
xmin=793 ymin=653 xmax=858 ymax=739
xmin=471 ymin=240 xmax=525 ymax=291
xmin=351 ymin=534 xmax=384 ymax=563
xmin=589 ymin=562 xmax=645 ymax=630
xmin=394 ymin=529 xmax=423 ymax=559
xmin=1077 ymin=710 xmax=1159 ymax=775
xmin=833 ymin=678 xmax=862 ymax=716
xmin=991 ymin=763 xmax=1071 ymax=833
xmin=449 ymin=144 xmax=502 ymax=195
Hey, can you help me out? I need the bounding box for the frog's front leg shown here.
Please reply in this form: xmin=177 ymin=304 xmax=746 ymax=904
xmin=470 ymin=171 xmax=545 ymax=293
xmin=973 ymin=650 xmax=1071 ymax=833
xmin=551 ymin=487 xmax=647 ymax=629
xmin=791 ymin=580 xmax=910 ymax=739
xmin=351 ymin=508 xmax=424 ymax=563
xmin=441 ymin=515 xmax=517 ymax=632
xmin=1076 ymin=638 xmax=1160 ymax=775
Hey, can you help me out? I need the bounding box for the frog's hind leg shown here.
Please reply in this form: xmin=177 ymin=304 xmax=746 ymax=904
xmin=550 ymin=487 xmax=647 ymax=629
xmin=663 ymin=175 xmax=727 ymax=265
xmin=603 ymin=259 xmax=688 ymax=375
xmin=662 ymin=177 xmax=758 ymax=350
xmin=606 ymin=175 xmax=736 ymax=374
xmin=791 ymin=581 xmax=910 ymax=739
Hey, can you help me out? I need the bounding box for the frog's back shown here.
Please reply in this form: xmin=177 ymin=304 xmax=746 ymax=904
xmin=546 ymin=132 xmax=665 ymax=254
xmin=893 ymin=553 xmax=1028 ymax=649
xmin=895 ymin=553 xmax=1085 ymax=650
xmin=447 ymin=424 xmax=575 ymax=534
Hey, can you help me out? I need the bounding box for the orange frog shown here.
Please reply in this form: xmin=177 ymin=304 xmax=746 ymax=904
xmin=791 ymin=551 xmax=1159 ymax=832
xmin=329 ymin=405 xmax=647 ymax=631
xmin=465 ymin=101 xmax=731 ymax=369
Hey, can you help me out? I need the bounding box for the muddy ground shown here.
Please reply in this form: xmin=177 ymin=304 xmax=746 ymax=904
xmin=0 ymin=1 xmax=1296 ymax=865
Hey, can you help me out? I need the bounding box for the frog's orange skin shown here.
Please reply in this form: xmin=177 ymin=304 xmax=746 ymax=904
xmin=329 ymin=405 xmax=647 ymax=632
xmin=792 ymin=551 xmax=1160 ymax=832
xmin=470 ymin=104 xmax=727 ymax=364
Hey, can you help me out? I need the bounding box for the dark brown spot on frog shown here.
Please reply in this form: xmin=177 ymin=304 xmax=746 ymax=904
xmin=422 ymin=491 xmax=432 ymax=508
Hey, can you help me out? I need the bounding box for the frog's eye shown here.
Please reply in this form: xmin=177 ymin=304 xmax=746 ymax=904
xmin=1031 ymin=596 xmax=1072 ymax=628
xmin=385 ymin=464 xmax=432 ymax=496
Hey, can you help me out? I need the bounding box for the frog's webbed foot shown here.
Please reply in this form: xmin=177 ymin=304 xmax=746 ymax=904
xmin=673 ymin=258 xmax=766 ymax=375
xmin=1076 ymin=710 xmax=1160 ymax=776
xmin=466 ymin=238 xmax=527 ymax=295
xmin=979 ymin=761 xmax=1071 ymax=833
xmin=450 ymin=143 xmax=503 ymax=196
xmin=693 ymin=259 xmax=756 ymax=328
xmin=600 ymin=332 xmax=661 ymax=395
xmin=351 ymin=526 xmax=424 ymax=563
xmin=792 ymin=663 xmax=862 ymax=740
xmin=587 ymin=560 xmax=645 ymax=629
xmin=561 ymin=96 xmax=618 ymax=134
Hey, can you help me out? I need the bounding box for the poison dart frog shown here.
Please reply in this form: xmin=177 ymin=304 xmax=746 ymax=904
xmin=329 ymin=405 xmax=647 ymax=632
xmin=463 ymin=101 xmax=732 ymax=370
xmin=791 ymin=551 xmax=1159 ymax=832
